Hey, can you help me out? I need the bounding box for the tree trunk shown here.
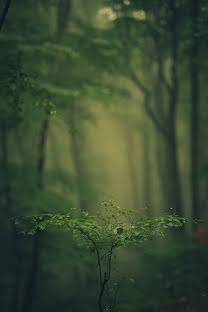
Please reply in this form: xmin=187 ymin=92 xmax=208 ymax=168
xmin=165 ymin=129 xmax=181 ymax=214
xmin=166 ymin=0 xmax=182 ymax=215
xmin=142 ymin=128 xmax=151 ymax=209
xmin=0 ymin=125 xmax=23 ymax=312
xmin=22 ymin=231 xmax=41 ymax=312
xmin=10 ymin=221 xmax=23 ymax=312
xmin=0 ymin=0 xmax=12 ymax=31
xmin=21 ymin=2 xmax=72 ymax=311
xmin=124 ymin=126 xmax=140 ymax=209
xmin=70 ymin=128 xmax=86 ymax=211
xmin=190 ymin=0 xmax=200 ymax=221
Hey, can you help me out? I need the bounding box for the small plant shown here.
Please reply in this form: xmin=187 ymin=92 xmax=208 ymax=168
xmin=13 ymin=201 xmax=186 ymax=312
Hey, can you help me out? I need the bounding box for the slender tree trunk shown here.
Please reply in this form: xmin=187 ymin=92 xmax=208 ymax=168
xmin=190 ymin=0 xmax=200 ymax=221
xmin=70 ymin=129 xmax=86 ymax=211
xmin=1 ymin=125 xmax=11 ymax=208
xmin=166 ymin=0 xmax=182 ymax=215
xmin=0 ymin=125 xmax=22 ymax=312
xmin=22 ymin=231 xmax=41 ymax=312
xmin=69 ymin=100 xmax=90 ymax=211
xmin=154 ymin=72 xmax=169 ymax=212
xmin=156 ymin=133 xmax=168 ymax=211
xmin=165 ymin=129 xmax=181 ymax=213
xmin=21 ymin=3 xmax=72 ymax=311
xmin=124 ymin=127 xmax=140 ymax=209
xmin=142 ymin=128 xmax=151 ymax=208
xmin=37 ymin=0 xmax=71 ymax=190
xmin=10 ymin=221 xmax=23 ymax=312
xmin=21 ymin=115 xmax=48 ymax=311
xmin=11 ymin=254 xmax=22 ymax=312
xmin=98 ymin=281 xmax=106 ymax=312
xmin=37 ymin=118 xmax=50 ymax=189
xmin=0 ymin=0 xmax=12 ymax=31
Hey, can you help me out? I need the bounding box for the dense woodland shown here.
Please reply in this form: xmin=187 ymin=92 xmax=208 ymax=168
xmin=1 ymin=0 xmax=208 ymax=311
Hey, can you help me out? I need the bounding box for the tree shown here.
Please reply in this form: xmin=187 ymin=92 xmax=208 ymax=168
xmin=190 ymin=0 xmax=200 ymax=223
xmin=83 ymin=0 xmax=183 ymax=215
xmin=14 ymin=201 xmax=185 ymax=311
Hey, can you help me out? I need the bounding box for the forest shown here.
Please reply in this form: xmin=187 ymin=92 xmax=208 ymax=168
xmin=0 ymin=0 xmax=208 ymax=311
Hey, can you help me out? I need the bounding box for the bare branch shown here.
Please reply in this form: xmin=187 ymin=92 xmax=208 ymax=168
xmin=79 ymin=228 xmax=103 ymax=285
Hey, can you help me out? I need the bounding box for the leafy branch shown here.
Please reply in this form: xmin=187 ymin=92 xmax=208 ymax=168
xmin=13 ymin=201 xmax=186 ymax=312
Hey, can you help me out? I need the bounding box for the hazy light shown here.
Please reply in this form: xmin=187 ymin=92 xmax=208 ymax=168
xmin=132 ymin=10 xmax=146 ymax=20
xmin=98 ymin=7 xmax=117 ymax=21
xmin=124 ymin=0 xmax=130 ymax=5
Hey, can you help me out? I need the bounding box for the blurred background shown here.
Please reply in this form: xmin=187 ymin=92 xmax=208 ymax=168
xmin=0 ymin=0 xmax=208 ymax=311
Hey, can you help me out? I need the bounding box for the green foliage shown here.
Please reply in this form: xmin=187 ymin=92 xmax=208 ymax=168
xmin=13 ymin=201 xmax=185 ymax=311
xmin=14 ymin=201 xmax=185 ymax=243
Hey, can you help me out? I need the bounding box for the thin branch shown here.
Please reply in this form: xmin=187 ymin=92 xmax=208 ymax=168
xmin=79 ymin=228 xmax=103 ymax=285
xmin=0 ymin=0 xmax=12 ymax=31
xmin=106 ymin=243 xmax=114 ymax=281
xmin=98 ymin=277 xmax=107 ymax=312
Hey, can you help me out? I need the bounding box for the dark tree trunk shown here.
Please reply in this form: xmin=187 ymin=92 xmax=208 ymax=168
xmin=69 ymin=100 xmax=88 ymax=211
xmin=22 ymin=231 xmax=41 ymax=312
xmin=190 ymin=0 xmax=200 ymax=221
xmin=36 ymin=0 xmax=71 ymax=189
xmin=37 ymin=118 xmax=49 ymax=189
xmin=142 ymin=129 xmax=151 ymax=208
xmin=0 ymin=125 xmax=22 ymax=312
xmin=0 ymin=0 xmax=12 ymax=31
xmin=21 ymin=3 xmax=72 ymax=310
xmin=1 ymin=125 xmax=11 ymax=209
xmin=129 ymin=6 xmax=182 ymax=215
xmin=167 ymin=0 xmax=181 ymax=216
xmin=11 ymin=254 xmax=22 ymax=312
xmin=10 ymin=221 xmax=23 ymax=312
xmin=164 ymin=130 xmax=181 ymax=213
xmin=156 ymin=133 xmax=168 ymax=211
xmin=70 ymin=129 xmax=86 ymax=211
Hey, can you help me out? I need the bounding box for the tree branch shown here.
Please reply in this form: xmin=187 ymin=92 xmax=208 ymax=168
xmin=0 ymin=0 xmax=12 ymax=31
xmin=129 ymin=69 xmax=170 ymax=140
xmin=79 ymin=228 xmax=103 ymax=285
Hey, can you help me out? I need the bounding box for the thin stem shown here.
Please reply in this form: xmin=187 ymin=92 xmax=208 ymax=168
xmin=79 ymin=228 xmax=103 ymax=285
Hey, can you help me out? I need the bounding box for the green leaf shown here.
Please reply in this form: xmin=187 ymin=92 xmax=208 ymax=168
xmin=129 ymin=278 xmax=135 ymax=284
